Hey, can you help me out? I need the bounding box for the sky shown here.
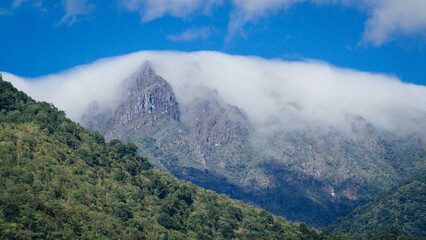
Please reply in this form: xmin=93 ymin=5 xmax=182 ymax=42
xmin=1 ymin=0 xmax=425 ymax=86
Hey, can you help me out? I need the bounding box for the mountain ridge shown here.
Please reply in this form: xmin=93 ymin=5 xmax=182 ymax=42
xmin=79 ymin=63 xmax=426 ymax=227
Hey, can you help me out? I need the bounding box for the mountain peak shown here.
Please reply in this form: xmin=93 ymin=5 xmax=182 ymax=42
xmin=80 ymin=61 xmax=180 ymax=139
xmin=140 ymin=61 xmax=156 ymax=78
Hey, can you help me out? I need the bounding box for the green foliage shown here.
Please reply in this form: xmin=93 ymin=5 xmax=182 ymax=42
xmin=328 ymin=174 xmax=426 ymax=237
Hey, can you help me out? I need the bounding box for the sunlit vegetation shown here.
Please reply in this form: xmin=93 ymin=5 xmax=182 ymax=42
xmin=328 ymin=175 xmax=426 ymax=237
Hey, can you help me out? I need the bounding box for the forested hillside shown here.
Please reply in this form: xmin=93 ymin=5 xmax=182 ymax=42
xmin=328 ymin=174 xmax=426 ymax=237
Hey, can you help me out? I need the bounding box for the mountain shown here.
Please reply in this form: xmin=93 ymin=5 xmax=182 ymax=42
xmin=0 ymin=74 xmax=330 ymax=239
xmin=79 ymin=62 xmax=426 ymax=227
xmin=81 ymin=62 xmax=180 ymax=140
xmin=328 ymin=174 xmax=426 ymax=237
xmin=2 ymin=66 xmax=424 ymax=239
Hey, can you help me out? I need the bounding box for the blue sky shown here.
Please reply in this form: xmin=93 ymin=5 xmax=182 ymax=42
xmin=1 ymin=0 xmax=425 ymax=85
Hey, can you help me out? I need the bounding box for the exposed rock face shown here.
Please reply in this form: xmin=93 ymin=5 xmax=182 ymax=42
xmin=182 ymin=90 xmax=250 ymax=147
xmin=80 ymin=62 xmax=251 ymax=173
xmin=181 ymin=91 xmax=253 ymax=184
xmin=113 ymin=62 xmax=180 ymax=132
xmin=80 ymin=62 xmax=180 ymax=140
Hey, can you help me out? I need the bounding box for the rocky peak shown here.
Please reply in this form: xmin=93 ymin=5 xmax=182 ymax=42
xmin=113 ymin=62 xmax=180 ymax=130
xmin=140 ymin=61 xmax=156 ymax=78
xmin=80 ymin=62 xmax=180 ymax=137
xmin=122 ymin=61 xmax=164 ymax=99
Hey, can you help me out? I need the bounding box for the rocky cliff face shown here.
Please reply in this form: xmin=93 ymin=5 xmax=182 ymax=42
xmin=80 ymin=62 xmax=180 ymax=140
xmin=182 ymin=90 xmax=249 ymax=147
xmin=178 ymin=90 xmax=252 ymax=174
xmin=80 ymin=62 xmax=426 ymax=228
xmin=80 ymin=62 xmax=251 ymax=174
xmin=112 ymin=62 xmax=179 ymax=132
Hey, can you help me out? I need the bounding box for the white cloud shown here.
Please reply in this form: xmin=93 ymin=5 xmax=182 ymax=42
xmin=3 ymin=51 xmax=426 ymax=137
xmin=361 ymin=0 xmax=426 ymax=46
xmin=168 ymin=27 xmax=212 ymax=42
xmin=4 ymin=0 xmax=47 ymax=12
xmin=228 ymin=0 xmax=304 ymax=38
xmin=119 ymin=0 xmax=223 ymax=22
xmin=58 ymin=0 xmax=94 ymax=26
xmin=227 ymin=0 xmax=426 ymax=45
xmin=1 ymin=72 xmax=29 ymax=90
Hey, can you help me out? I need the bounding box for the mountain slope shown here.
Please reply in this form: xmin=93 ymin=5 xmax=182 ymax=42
xmin=328 ymin=174 xmax=426 ymax=237
xmin=0 ymin=74 xmax=337 ymax=240
xmin=79 ymin=63 xmax=426 ymax=228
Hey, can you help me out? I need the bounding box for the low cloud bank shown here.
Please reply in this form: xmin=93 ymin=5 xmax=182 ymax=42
xmin=2 ymin=51 xmax=426 ymax=136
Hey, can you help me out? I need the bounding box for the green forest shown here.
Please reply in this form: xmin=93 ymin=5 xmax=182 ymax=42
xmin=0 ymin=75 xmax=422 ymax=239
xmin=328 ymin=175 xmax=425 ymax=237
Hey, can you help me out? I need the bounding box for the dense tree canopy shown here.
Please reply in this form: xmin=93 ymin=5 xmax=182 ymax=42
xmin=328 ymin=175 xmax=426 ymax=237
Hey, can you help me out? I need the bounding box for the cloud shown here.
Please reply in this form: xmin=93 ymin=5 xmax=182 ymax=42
xmin=3 ymin=51 xmax=426 ymax=137
xmin=0 ymin=72 xmax=29 ymax=90
xmin=228 ymin=0 xmax=304 ymax=38
xmin=167 ymin=27 xmax=212 ymax=42
xmin=58 ymin=0 xmax=95 ymax=26
xmin=12 ymin=0 xmax=28 ymax=8
xmin=2 ymin=0 xmax=47 ymax=13
xmin=119 ymin=0 xmax=223 ymax=22
xmin=227 ymin=0 xmax=426 ymax=45
xmin=361 ymin=0 xmax=426 ymax=46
